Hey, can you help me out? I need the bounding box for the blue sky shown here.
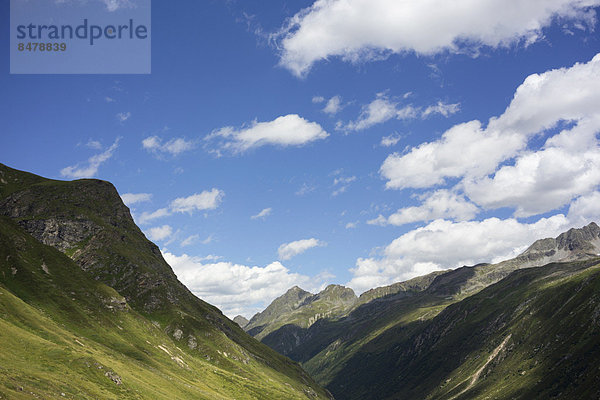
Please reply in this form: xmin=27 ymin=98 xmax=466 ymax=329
xmin=2 ymin=0 xmax=600 ymax=317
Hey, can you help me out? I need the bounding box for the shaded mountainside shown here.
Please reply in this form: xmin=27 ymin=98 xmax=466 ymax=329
xmin=233 ymin=315 xmax=249 ymax=329
xmin=323 ymin=258 xmax=600 ymax=400
xmin=249 ymin=223 xmax=600 ymax=399
xmin=0 ymin=163 xmax=332 ymax=400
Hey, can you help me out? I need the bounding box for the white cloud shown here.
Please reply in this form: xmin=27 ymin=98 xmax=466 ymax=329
xmin=465 ymin=126 xmax=600 ymax=217
xmin=342 ymin=94 xmax=458 ymax=131
xmin=380 ymin=133 xmax=402 ymax=147
xmin=333 ymin=176 xmax=356 ymax=186
xmin=278 ymin=238 xmax=326 ymax=260
xmin=170 ymin=189 xmax=224 ymax=213
xmin=201 ymin=235 xmax=214 ymax=245
xmin=137 ymin=207 xmax=170 ymax=225
xmin=567 ymin=191 xmax=600 ymax=226
xmin=323 ymin=95 xmax=343 ymax=115
xmin=121 ymin=192 xmax=152 ymax=206
xmin=181 ymin=234 xmax=199 ymax=247
xmin=146 ymin=225 xmax=173 ymax=242
xmin=421 ymin=101 xmax=461 ymax=118
xmin=104 ymin=96 xmax=115 ymax=103
xmin=345 ymin=221 xmax=358 ymax=229
xmin=101 ymin=0 xmax=134 ymax=12
xmin=343 ymin=93 xmax=418 ymax=131
xmin=142 ymin=136 xmax=195 ymax=156
xmin=369 ymin=190 xmax=478 ymax=226
xmin=312 ymin=95 xmax=325 ymax=103
xmin=61 ymin=138 xmax=120 ymax=179
xmin=347 ymin=216 xmax=571 ymax=293
xmin=136 ymin=189 xmax=224 ymax=225
xmin=277 ymin=0 xmax=599 ymax=76
xmin=163 ymin=252 xmax=328 ymax=318
xmin=332 ymin=175 xmax=356 ymax=196
xmin=116 ymin=112 xmax=131 ymax=122
xmin=296 ymin=183 xmax=316 ymax=196
xmin=86 ymin=140 xmax=102 ymax=150
xmin=381 ymin=54 xmax=600 ymax=190
xmin=205 ymin=114 xmax=328 ymax=154
xmin=251 ymin=207 xmax=272 ymax=220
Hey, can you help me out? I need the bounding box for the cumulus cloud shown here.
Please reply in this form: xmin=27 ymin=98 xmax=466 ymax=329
xmin=170 ymin=189 xmax=224 ymax=213
xmin=146 ymin=225 xmax=173 ymax=242
xmin=142 ymin=136 xmax=195 ymax=156
xmin=277 ymin=0 xmax=599 ymax=76
xmin=567 ymin=191 xmax=600 ymax=226
xmin=369 ymin=190 xmax=479 ymax=226
xmin=163 ymin=252 xmax=328 ymax=317
xmin=323 ymin=95 xmax=343 ymax=115
xmin=381 ymin=53 xmax=600 ymax=191
xmin=61 ymin=138 xmax=120 ymax=179
xmin=205 ymin=114 xmax=328 ymax=154
xmin=465 ymin=126 xmax=600 ymax=217
xmin=347 ymin=216 xmax=571 ymax=293
xmin=121 ymin=192 xmax=152 ymax=207
xmin=251 ymin=207 xmax=272 ymax=220
xmin=278 ymin=238 xmax=326 ymax=260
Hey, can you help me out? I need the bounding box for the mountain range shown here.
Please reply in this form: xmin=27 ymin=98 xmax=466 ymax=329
xmin=242 ymin=222 xmax=600 ymax=399
xmin=3 ymin=161 xmax=600 ymax=400
xmin=0 ymin=163 xmax=332 ymax=399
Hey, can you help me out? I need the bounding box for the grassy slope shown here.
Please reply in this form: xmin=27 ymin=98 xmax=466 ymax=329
xmin=0 ymin=163 xmax=330 ymax=399
xmin=0 ymin=216 xmax=328 ymax=399
xmin=323 ymin=258 xmax=600 ymax=400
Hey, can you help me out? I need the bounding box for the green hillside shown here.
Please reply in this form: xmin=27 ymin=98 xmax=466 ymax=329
xmin=249 ymin=224 xmax=600 ymax=399
xmin=0 ymin=163 xmax=332 ymax=400
xmin=323 ymin=258 xmax=600 ymax=399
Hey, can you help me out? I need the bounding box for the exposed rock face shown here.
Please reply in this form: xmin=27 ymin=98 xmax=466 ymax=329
xmin=246 ymin=286 xmax=313 ymax=335
xmin=0 ymin=176 xmax=183 ymax=313
xmin=14 ymin=218 xmax=101 ymax=252
xmin=519 ymin=222 xmax=600 ymax=264
xmin=245 ymin=284 xmax=358 ymax=343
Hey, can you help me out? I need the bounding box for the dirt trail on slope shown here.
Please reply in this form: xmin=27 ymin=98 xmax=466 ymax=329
xmin=449 ymin=334 xmax=512 ymax=400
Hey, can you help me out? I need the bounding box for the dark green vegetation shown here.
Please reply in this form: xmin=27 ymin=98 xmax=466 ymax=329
xmin=248 ymin=223 xmax=600 ymax=399
xmin=0 ymin=163 xmax=332 ymax=400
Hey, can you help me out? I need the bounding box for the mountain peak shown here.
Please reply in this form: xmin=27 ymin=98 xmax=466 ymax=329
xmin=519 ymin=222 xmax=600 ymax=264
xmin=317 ymin=284 xmax=357 ymax=302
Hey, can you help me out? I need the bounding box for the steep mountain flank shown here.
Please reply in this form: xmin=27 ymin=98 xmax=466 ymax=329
xmin=0 ymin=163 xmax=332 ymax=400
xmin=324 ymin=258 xmax=600 ymax=400
xmin=251 ymin=223 xmax=600 ymax=399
